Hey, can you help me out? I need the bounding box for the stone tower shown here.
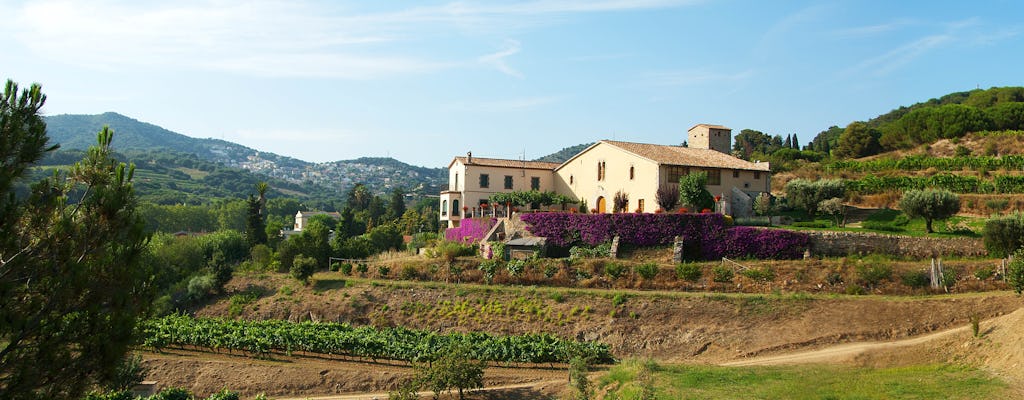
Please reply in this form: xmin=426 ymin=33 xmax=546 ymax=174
xmin=687 ymin=124 xmax=732 ymax=154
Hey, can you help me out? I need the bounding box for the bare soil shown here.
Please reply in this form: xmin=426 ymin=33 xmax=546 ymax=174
xmin=140 ymin=269 xmax=1023 ymax=397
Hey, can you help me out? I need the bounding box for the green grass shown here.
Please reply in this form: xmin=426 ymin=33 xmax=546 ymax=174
xmin=601 ymin=361 xmax=1008 ymax=400
xmin=782 ymin=208 xmax=982 ymax=238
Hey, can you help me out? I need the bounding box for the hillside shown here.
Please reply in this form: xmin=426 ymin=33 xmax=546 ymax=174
xmin=41 ymin=112 xmax=446 ymax=201
xmin=534 ymin=142 xmax=593 ymax=163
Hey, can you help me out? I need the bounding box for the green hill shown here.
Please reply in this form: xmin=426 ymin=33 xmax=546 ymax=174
xmin=534 ymin=143 xmax=593 ymax=163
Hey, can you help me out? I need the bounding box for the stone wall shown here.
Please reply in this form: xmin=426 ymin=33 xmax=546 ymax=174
xmin=806 ymin=231 xmax=986 ymax=258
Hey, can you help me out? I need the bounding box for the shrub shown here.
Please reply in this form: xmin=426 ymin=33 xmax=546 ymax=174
xmin=856 ymin=264 xmax=892 ymax=288
xmin=656 ymin=184 xmax=680 ymax=211
xmin=986 ymin=198 xmax=1010 ymax=213
xmin=740 ymin=266 xmax=775 ymax=283
xmin=378 ymin=265 xmax=391 ymax=277
xmin=845 ymin=285 xmax=866 ymax=295
xmin=611 ymin=292 xmax=627 ymax=307
xmin=899 ymin=189 xmax=961 ymax=233
xmin=700 ymin=227 xmax=810 ymax=260
xmin=613 ymin=190 xmax=629 ymax=213
xmin=679 ymin=171 xmax=714 ymax=211
xmin=636 ymin=262 xmax=659 ymax=280
xmin=818 ymin=197 xmax=846 ymax=227
xmin=900 ymin=270 xmax=930 ymax=289
xmin=1009 ymin=249 xmax=1024 ymax=294
xmin=785 ymin=179 xmax=845 ymax=217
xmin=152 ymin=388 xmax=192 ymax=400
xmin=506 ymin=259 xmax=526 ymax=277
xmin=444 ymin=218 xmax=496 ymax=244
xmin=207 ymin=389 xmax=240 ymax=400
xmin=753 ymin=192 xmax=773 ymax=217
xmin=675 ymin=263 xmax=702 ymax=282
xmin=605 ymin=262 xmax=628 ymax=279
xmin=186 ymin=274 xmax=216 ymax=301
xmin=290 ymin=255 xmax=317 ymax=282
xmin=400 ymin=265 xmax=419 ymax=280
xmin=974 ymin=267 xmax=995 ymax=280
xmin=549 ymin=292 xmax=565 ymax=303
xmin=356 ymin=263 xmax=369 ymax=275
xmin=339 ymin=262 xmax=353 ymax=275
xmin=942 ymin=269 xmax=958 ymax=288
xmin=478 ymin=259 xmax=499 ymax=284
xmin=983 ymin=212 xmax=1024 ymax=257
xmin=712 ymin=265 xmax=734 ymax=283
xmin=569 ymin=243 xmax=612 ymax=259
xmin=861 ymin=220 xmax=903 ymax=232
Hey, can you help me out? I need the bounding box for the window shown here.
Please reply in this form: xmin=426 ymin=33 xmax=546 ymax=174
xmin=706 ymin=169 xmax=721 ymax=186
xmin=732 ymin=170 xmax=739 ymax=178
xmin=479 ymin=174 xmax=489 ymax=188
xmin=597 ymin=161 xmax=606 ymax=181
xmin=629 ymin=166 xmax=635 ymax=180
xmin=454 ymin=173 xmax=459 ymax=190
xmin=570 ymin=175 xmax=574 ymax=185
xmin=637 ymin=199 xmax=645 ymax=213
xmin=452 ymin=199 xmax=460 ymax=216
xmin=531 ymin=177 xmax=540 ymax=190
xmin=504 ymin=175 xmax=513 ymax=189
xmin=754 ymin=171 xmax=761 ymax=180
xmin=666 ymin=166 xmax=689 ymax=183
xmin=442 ymin=200 xmax=448 ymax=216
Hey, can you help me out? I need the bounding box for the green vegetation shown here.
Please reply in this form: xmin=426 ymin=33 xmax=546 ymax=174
xmin=678 ymin=171 xmax=714 ymax=211
xmin=899 ymin=189 xmax=961 ymax=233
xmin=599 ymin=361 xmax=1008 ymax=399
xmin=142 ymin=314 xmax=614 ymax=364
xmin=1007 ymin=249 xmax=1024 ymax=294
xmin=983 ymin=212 xmax=1024 ymax=257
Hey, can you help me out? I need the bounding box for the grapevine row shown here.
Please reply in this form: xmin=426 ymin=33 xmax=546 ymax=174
xmin=844 ymin=173 xmax=1024 ymax=195
xmin=825 ymin=154 xmax=1024 ymax=173
xmin=141 ymin=314 xmax=614 ymax=364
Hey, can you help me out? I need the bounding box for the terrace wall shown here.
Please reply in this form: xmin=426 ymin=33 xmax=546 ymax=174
xmin=806 ymin=231 xmax=986 ymax=258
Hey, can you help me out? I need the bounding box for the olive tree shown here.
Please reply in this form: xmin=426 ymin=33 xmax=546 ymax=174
xmin=898 ymin=189 xmax=961 ymax=233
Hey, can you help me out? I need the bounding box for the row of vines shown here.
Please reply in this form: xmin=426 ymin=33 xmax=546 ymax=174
xmin=141 ymin=314 xmax=613 ymax=364
xmin=844 ymin=173 xmax=1024 ymax=195
xmin=825 ymin=154 xmax=1024 ymax=173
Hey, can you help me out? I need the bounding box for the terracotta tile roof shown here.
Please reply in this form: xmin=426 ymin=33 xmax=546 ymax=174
xmin=601 ymin=140 xmax=770 ymax=171
xmin=451 ymin=156 xmax=561 ymax=170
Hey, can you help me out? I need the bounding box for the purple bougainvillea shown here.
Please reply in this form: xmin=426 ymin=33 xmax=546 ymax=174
xmin=445 ymin=218 xmax=496 ymax=244
xmin=518 ymin=212 xmax=808 ymax=260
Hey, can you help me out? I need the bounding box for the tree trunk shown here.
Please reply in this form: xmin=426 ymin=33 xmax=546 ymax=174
xmin=925 ymin=218 xmax=934 ymax=233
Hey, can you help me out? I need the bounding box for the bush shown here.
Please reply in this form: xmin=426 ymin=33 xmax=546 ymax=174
xmin=986 ymin=198 xmax=1010 ymax=213
xmin=478 ymin=259 xmax=499 ymax=284
xmin=856 ymin=264 xmax=892 ymax=288
xmin=400 ymin=265 xmax=419 ymax=280
xmin=186 ymin=274 xmax=216 ymax=301
xmin=569 ymin=243 xmax=612 ymax=260
xmin=1008 ymin=249 xmax=1024 ymax=294
xmin=679 ymin=171 xmax=714 ymax=211
xmin=445 ymin=218 xmax=496 ymax=244
xmin=740 ymin=266 xmax=775 ymax=283
xmin=152 ymin=388 xmax=192 ymax=400
xmin=636 ymin=262 xmax=659 ymax=280
xmin=207 ymin=389 xmax=240 ymax=400
xmin=899 ymin=189 xmax=961 ymax=233
xmin=605 ymin=262 xmax=628 ymax=279
xmin=712 ymin=265 xmax=734 ymax=283
xmin=339 ymin=262 xmax=353 ymax=275
xmin=290 ymin=255 xmax=317 ymax=282
xmin=356 ymin=263 xmax=369 ymax=274
xmin=675 ymin=263 xmax=702 ymax=282
xmin=785 ymin=179 xmax=845 ymax=217
xmin=974 ymin=267 xmax=995 ymax=280
xmin=612 ymin=292 xmax=627 ymax=307
xmin=900 ymin=270 xmax=930 ymax=288
xmin=378 ymin=265 xmax=391 ymax=277
xmin=983 ymin=212 xmax=1024 ymax=257
xmin=845 ymin=285 xmax=866 ymax=295
xmin=861 ymin=220 xmax=904 ymax=232
xmin=506 ymin=259 xmax=526 ymax=277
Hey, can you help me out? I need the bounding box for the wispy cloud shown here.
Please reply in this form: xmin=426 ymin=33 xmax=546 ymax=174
xmin=442 ymin=95 xmax=563 ymax=112
xmin=832 ymin=18 xmax=917 ymax=38
xmin=479 ymin=40 xmax=524 ymax=78
xmin=638 ymin=69 xmax=754 ymax=87
xmin=8 ymin=0 xmax=699 ymax=80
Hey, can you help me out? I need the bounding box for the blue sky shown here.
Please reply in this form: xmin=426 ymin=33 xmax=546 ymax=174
xmin=2 ymin=1 xmax=1022 ymax=167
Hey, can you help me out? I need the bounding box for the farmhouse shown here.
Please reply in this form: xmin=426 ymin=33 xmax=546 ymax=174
xmin=439 ymin=124 xmax=771 ymax=227
xmin=293 ymin=210 xmax=341 ymax=231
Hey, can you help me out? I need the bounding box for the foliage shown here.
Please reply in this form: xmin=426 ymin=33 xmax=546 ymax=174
xmin=740 ymin=266 xmax=775 ymax=283
xmin=833 ymin=122 xmax=882 ymax=158
xmin=974 ymin=266 xmax=995 ymax=281
xmin=983 ymin=212 xmax=1024 ymax=257
xmin=900 ymin=270 xmax=931 ymax=289
xmin=784 ymin=179 xmax=845 ymax=217
xmin=605 ymin=262 xmax=628 ymax=279
xmin=856 ymin=264 xmax=893 ymax=289
xmin=489 ymin=190 xmax=572 ymax=208
xmin=700 ymin=227 xmax=810 ymax=260
xmin=880 ymin=103 xmax=993 ymax=149
xmin=569 ymin=355 xmax=592 ymax=400
xmin=568 ymin=243 xmax=612 ymax=260
xmin=675 ymin=263 xmax=702 ymax=282
xmin=753 ymin=192 xmax=773 ymax=217
xmin=899 ymin=189 xmax=961 ymax=233
xmin=107 ymin=353 xmax=149 ymax=392
xmin=1008 ymin=249 xmax=1024 ymax=295
xmin=141 ymin=314 xmax=614 ymax=364
xmin=415 ymin=343 xmax=485 ymax=400
xmin=636 ymin=263 xmax=659 ymax=280
xmin=678 ymin=171 xmax=714 ymax=211
xmin=244 ymin=194 xmax=267 ymax=247
xmin=290 ymin=255 xmax=318 ymax=282
xmin=655 ymin=184 xmax=680 ymax=211
xmin=388 ymin=379 xmax=420 ymax=400
xmin=613 ymin=190 xmax=629 ymax=213
xmin=1 ymin=80 xmax=154 ymax=399
xmin=861 ymin=220 xmax=904 ymax=232
xmin=825 ymin=154 xmax=1024 ymax=174
xmin=206 ymin=389 xmax=240 ymax=400
xmin=444 ymin=218 xmax=496 ymax=244
xmin=818 ymin=197 xmax=846 ymax=227
xmin=712 ymin=265 xmax=734 ymax=283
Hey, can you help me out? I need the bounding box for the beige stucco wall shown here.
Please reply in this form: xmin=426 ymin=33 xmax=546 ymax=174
xmin=555 ymin=143 xmax=661 ymax=213
xmin=440 ymin=159 xmax=558 ymax=226
xmin=688 ymin=125 xmax=732 ymax=154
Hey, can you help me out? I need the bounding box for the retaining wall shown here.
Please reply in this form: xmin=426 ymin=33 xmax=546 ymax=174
xmin=806 ymin=231 xmax=986 ymax=258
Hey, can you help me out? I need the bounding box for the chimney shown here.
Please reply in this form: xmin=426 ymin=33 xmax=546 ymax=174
xmin=467 ymin=151 xmax=472 ymax=163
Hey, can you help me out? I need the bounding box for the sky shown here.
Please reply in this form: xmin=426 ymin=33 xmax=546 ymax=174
xmin=2 ymin=0 xmax=1022 ymax=168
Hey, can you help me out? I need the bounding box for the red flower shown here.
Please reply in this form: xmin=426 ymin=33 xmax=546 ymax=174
xmin=678 ymin=207 xmax=688 ymax=213
xmin=654 ymin=209 xmax=664 ymax=214
xmin=701 ymin=208 xmax=712 ymax=213
xmin=481 ymin=203 xmax=489 ymax=208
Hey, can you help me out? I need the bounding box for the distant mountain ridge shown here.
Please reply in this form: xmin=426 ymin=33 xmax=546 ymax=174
xmin=42 ymin=112 xmax=445 ymax=199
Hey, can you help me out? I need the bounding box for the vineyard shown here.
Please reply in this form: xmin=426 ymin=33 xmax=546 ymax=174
xmin=842 ymin=173 xmax=1024 ymax=195
xmin=824 ymin=154 xmax=1024 ymax=174
xmin=141 ymin=314 xmax=614 ymax=365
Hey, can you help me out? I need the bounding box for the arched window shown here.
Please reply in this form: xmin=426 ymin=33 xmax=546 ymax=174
xmin=452 ymin=199 xmax=460 ymax=216
xmin=442 ymin=200 xmax=448 ymax=216
xmin=629 ymin=165 xmax=635 ymax=180
xmin=597 ymin=161 xmax=606 ymax=181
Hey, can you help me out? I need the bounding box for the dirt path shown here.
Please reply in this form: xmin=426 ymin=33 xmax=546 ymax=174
xmin=275 ymin=380 xmax=564 ymax=400
xmin=722 ymin=310 xmax=1018 ymax=366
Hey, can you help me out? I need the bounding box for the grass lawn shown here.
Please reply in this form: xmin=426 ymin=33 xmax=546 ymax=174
xmin=599 ymin=360 xmax=1008 ymax=400
xmin=772 ymin=208 xmax=983 ymax=238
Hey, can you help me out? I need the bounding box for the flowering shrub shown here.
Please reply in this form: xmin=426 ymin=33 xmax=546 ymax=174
xmin=700 ymin=226 xmax=810 ymax=260
xmin=445 ymin=218 xmax=496 ymax=244
xmin=519 ymin=213 xmax=808 ymax=260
